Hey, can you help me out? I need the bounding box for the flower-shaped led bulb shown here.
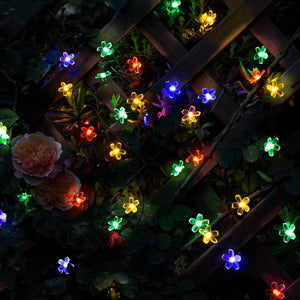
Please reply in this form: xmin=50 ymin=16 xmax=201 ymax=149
xmin=199 ymin=10 xmax=216 ymax=27
xmin=266 ymin=77 xmax=284 ymax=98
xmin=58 ymin=257 xmax=74 ymax=275
xmin=97 ymin=41 xmax=113 ymax=58
xmin=0 ymin=122 xmax=9 ymax=145
xmin=254 ymin=46 xmax=268 ymax=64
xmin=275 ymin=222 xmax=296 ymax=243
xmin=143 ymin=113 xmax=151 ymax=126
xmin=189 ymin=213 xmax=209 ymax=233
xmin=247 ymin=68 xmax=265 ymax=84
xmin=181 ymin=106 xmax=201 ymax=123
xmin=114 ymin=107 xmax=128 ymax=124
xmin=198 ymin=88 xmax=216 ymax=104
xmin=232 ymin=195 xmax=250 ymax=216
xmin=266 ymin=282 xmax=285 ymax=300
xmin=199 ymin=225 xmax=219 ymax=244
xmin=17 ymin=192 xmax=32 ymax=202
xmin=108 ymin=216 xmax=122 ymax=231
xmin=109 ymin=142 xmax=126 ymax=160
xmin=163 ymin=81 xmax=181 ymax=99
xmin=95 ymin=71 xmax=111 ymax=81
xmin=126 ymin=92 xmax=146 ymax=111
xmin=73 ymin=192 xmax=86 ymax=207
xmin=264 ymin=137 xmax=280 ymax=157
xmin=123 ymin=196 xmax=139 ymax=214
xmin=222 ymin=249 xmax=242 ymax=270
xmin=186 ymin=150 xmax=204 ymax=167
xmin=127 ymin=56 xmax=142 ymax=74
xmin=58 ymin=82 xmax=73 ymax=97
xmin=171 ymin=160 xmax=184 ymax=176
xmin=81 ymin=126 xmax=97 ymax=142
xmin=0 ymin=210 xmax=7 ymax=225
xmin=108 ymin=287 xmax=120 ymax=299
xmin=60 ymin=52 xmax=75 ymax=68
xmin=166 ymin=0 xmax=181 ymax=15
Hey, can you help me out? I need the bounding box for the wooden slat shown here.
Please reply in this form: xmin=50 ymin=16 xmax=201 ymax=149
xmin=43 ymin=0 xmax=161 ymax=94
xmin=139 ymin=14 xmax=236 ymax=124
xmin=145 ymin=0 xmax=274 ymax=100
xmin=280 ymin=59 xmax=300 ymax=99
xmin=223 ymin=0 xmax=300 ymax=70
xmin=181 ymin=187 xmax=295 ymax=285
xmin=285 ymin=277 xmax=300 ymax=299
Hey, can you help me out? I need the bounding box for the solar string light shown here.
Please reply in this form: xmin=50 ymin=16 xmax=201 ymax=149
xmin=0 ymin=210 xmax=7 ymax=225
xmin=274 ymin=222 xmax=296 ymax=243
xmin=0 ymin=122 xmax=9 ymax=145
xmin=163 ymin=81 xmax=181 ymax=99
xmin=60 ymin=52 xmax=75 ymax=68
xmin=114 ymin=107 xmax=128 ymax=124
xmin=199 ymin=224 xmax=219 ymax=244
xmin=197 ymin=88 xmax=216 ymax=104
xmin=181 ymin=106 xmax=201 ymax=123
xmin=58 ymin=257 xmax=74 ymax=275
xmin=126 ymin=92 xmax=146 ymax=111
xmin=72 ymin=192 xmax=86 ymax=207
xmin=265 ymin=74 xmax=284 ymax=98
xmin=80 ymin=126 xmax=97 ymax=142
xmin=186 ymin=150 xmax=204 ymax=167
xmin=188 ymin=213 xmax=209 ymax=233
xmin=123 ymin=196 xmax=139 ymax=214
xmin=266 ymin=282 xmax=285 ymax=300
xmin=97 ymin=41 xmax=113 ymax=58
xmin=222 ymin=249 xmax=242 ymax=270
xmin=95 ymin=71 xmax=111 ymax=82
xmin=127 ymin=56 xmax=142 ymax=74
xmin=17 ymin=192 xmax=32 ymax=202
xmin=264 ymin=137 xmax=280 ymax=157
xmin=171 ymin=160 xmax=184 ymax=176
xmin=109 ymin=142 xmax=126 ymax=160
xmin=58 ymin=82 xmax=73 ymax=97
xmin=108 ymin=216 xmax=122 ymax=231
xmin=254 ymin=46 xmax=268 ymax=64
xmin=232 ymin=195 xmax=250 ymax=216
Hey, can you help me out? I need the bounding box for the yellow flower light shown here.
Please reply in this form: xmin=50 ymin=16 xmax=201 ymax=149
xmin=123 ymin=196 xmax=139 ymax=214
xmin=232 ymin=195 xmax=250 ymax=216
xmin=58 ymin=82 xmax=73 ymax=97
xmin=126 ymin=92 xmax=146 ymax=110
xmin=266 ymin=75 xmax=284 ymax=98
xmin=181 ymin=106 xmax=201 ymax=123
xmin=107 ymin=287 xmax=120 ymax=299
xmin=109 ymin=142 xmax=126 ymax=160
xmin=199 ymin=10 xmax=216 ymax=27
xmin=199 ymin=225 xmax=219 ymax=244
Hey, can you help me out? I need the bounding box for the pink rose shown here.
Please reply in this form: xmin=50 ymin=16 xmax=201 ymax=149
xmin=32 ymin=169 xmax=81 ymax=211
xmin=11 ymin=132 xmax=62 ymax=185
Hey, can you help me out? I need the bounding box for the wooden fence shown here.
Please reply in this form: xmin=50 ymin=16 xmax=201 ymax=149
xmin=2 ymin=0 xmax=300 ymax=297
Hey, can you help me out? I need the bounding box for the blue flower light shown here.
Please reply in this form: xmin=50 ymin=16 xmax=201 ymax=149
xmin=60 ymin=52 xmax=75 ymax=68
xmin=163 ymin=81 xmax=181 ymax=99
xmin=0 ymin=210 xmax=7 ymax=225
xmin=198 ymin=88 xmax=216 ymax=104
xmin=222 ymin=249 xmax=241 ymax=270
xmin=58 ymin=257 xmax=74 ymax=275
xmin=143 ymin=113 xmax=151 ymax=126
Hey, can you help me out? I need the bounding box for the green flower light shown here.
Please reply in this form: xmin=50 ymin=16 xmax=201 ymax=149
xmin=0 ymin=122 xmax=9 ymax=145
xmin=189 ymin=213 xmax=209 ymax=233
xmin=17 ymin=192 xmax=32 ymax=203
xmin=108 ymin=216 xmax=122 ymax=231
xmin=171 ymin=160 xmax=184 ymax=176
xmin=95 ymin=70 xmax=111 ymax=81
xmin=165 ymin=0 xmax=181 ymax=17
xmin=97 ymin=41 xmax=113 ymax=58
xmin=254 ymin=46 xmax=268 ymax=64
xmin=114 ymin=107 xmax=128 ymax=124
xmin=275 ymin=222 xmax=296 ymax=243
xmin=264 ymin=137 xmax=280 ymax=157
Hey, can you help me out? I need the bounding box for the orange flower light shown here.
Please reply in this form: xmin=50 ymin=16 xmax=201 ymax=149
xmin=126 ymin=92 xmax=146 ymax=110
xmin=109 ymin=142 xmax=126 ymax=160
xmin=248 ymin=68 xmax=265 ymax=84
xmin=266 ymin=282 xmax=285 ymax=300
xmin=73 ymin=192 xmax=86 ymax=207
xmin=186 ymin=150 xmax=204 ymax=167
xmin=127 ymin=56 xmax=142 ymax=74
xmin=81 ymin=126 xmax=97 ymax=141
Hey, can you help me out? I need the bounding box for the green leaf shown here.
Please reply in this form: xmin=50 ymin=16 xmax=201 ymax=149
xmin=120 ymin=279 xmax=137 ymax=298
xmin=43 ymin=277 xmax=67 ymax=295
xmin=93 ymin=272 xmax=114 ymax=291
xmin=256 ymin=171 xmax=272 ymax=182
xmin=196 ymin=129 xmax=205 ymax=142
xmin=219 ymin=147 xmax=242 ymax=168
xmin=170 ymin=205 xmax=192 ymax=222
xmin=243 ymin=145 xmax=260 ymax=162
xmin=159 ymin=215 xmax=174 ymax=231
xmin=110 ymin=94 xmax=120 ymax=108
xmin=147 ymin=249 xmax=166 ymax=265
xmin=157 ymin=232 xmax=172 ymax=250
xmin=114 ymin=273 xmax=129 ymax=284
xmin=233 ymin=169 xmax=245 ymax=181
xmin=201 ymin=122 xmax=214 ymax=129
xmin=0 ymin=108 xmax=19 ymax=127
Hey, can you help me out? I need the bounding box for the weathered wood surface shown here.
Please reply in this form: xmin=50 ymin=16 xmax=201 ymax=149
xmin=145 ymin=0 xmax=274 ymax=100
xmin=223 ymin=0 xmax=300 ymax=70
xmin=181 ymin=187 xmax=295 ymax=285
xmin=43 ymin=0 xmax=162 ymax=95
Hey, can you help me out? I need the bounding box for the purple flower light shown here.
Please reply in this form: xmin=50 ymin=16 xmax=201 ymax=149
xmin=60 ymin=52 xmax=75 ymax=68
xmin=163 ymin=81 xmax=181 ymax=99
xmin=198 ymin=88 xmax=216 ymax=104
xmin=58 ymin=257 xmax=74 ymax=275
xmin=153 ymin=99 xmax=172 ymax=119
xmin=0 ymin=210 xmax=7 ymax=225
xmin=222 ymin=249 xmax=241 ymax=270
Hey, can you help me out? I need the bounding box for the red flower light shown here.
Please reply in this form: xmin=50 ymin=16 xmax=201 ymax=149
xmin=127 ymin=56 xmax=142 ymax=74
xmin=80 ymin=126 xmax=97 ymax=141
xmin=248 ymin=68 xmax=265 ymax=84
xmin=73 ymin=192 xmax=86 ymax=207
xmin=186 ymin=150 xmax=204 ymax=167
xmin=266 ymin=282 xmax=285 ymax=300
xmin=108 ymin=231 xmax=122 ymax=249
